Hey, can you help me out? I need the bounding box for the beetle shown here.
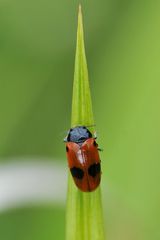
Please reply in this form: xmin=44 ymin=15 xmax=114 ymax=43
xmin=64 ymin=126 xmax=101 ymax=192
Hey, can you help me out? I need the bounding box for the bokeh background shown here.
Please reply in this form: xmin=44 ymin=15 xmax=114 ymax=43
xmin=0 ymin=0 xmax=160 ymax=240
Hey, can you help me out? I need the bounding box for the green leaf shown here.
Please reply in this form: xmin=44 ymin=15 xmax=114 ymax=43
xmin=66 ymin=5 xmax=105 ymax=240
xmin=71 ymin=5 xmax=94 ymax=130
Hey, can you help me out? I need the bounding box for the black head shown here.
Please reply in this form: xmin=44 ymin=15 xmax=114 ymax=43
xmin=65 ymin=126 xmax=92 ymax=143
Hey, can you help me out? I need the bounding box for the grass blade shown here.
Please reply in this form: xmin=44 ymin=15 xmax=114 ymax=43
xmin=66 ymin=5 xmax=105 ymax=240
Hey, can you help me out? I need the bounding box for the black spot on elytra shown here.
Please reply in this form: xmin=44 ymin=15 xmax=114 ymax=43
xmin=88 ymin=163 xmax=100 ymax=177
xmin=66 ymin=146 xmax=69 ymax=152
xmin=70 ymin=167 xmax=84 ymax=179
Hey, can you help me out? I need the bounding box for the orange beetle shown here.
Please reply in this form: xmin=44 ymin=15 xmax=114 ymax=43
xmin=64 ymin=126 xmax=101 ymax=192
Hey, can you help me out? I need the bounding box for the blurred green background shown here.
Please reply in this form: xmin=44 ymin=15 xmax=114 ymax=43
xmin=0 ymin=0 xmax=160 ymax=239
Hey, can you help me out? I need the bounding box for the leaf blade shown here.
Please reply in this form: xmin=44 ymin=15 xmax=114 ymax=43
xmin=66 ymin=5 xmax=105 ymax=240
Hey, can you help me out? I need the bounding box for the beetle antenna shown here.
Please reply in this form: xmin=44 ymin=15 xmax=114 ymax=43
xmin=59 ymin=129 xmax=69 ymax=142
xmin=98 ymin=148 xmax=103 ymax=152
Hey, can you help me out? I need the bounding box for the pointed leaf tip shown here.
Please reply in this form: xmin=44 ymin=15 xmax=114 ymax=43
xmin=78 ymin=4 xmax=82 ymax=14
xmin=78 ymin=4 xmax=83 ymax=34
xmin=71 ymin=4 xmax=94 ymax=128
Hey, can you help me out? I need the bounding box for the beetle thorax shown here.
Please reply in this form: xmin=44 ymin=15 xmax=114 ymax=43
xmin=67 ymin=126 xmax=92 ymax=143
